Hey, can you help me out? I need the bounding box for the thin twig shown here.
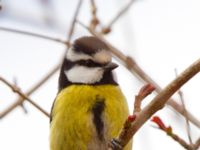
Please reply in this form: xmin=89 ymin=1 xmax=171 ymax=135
xmin=89 ymin=0 xmax=99 ymax=30
xmin=77 ymin=21 xmax=200 ymax=128
xmin=175 ymin=69 xmax=193 ymax=146
xmin=66 ymin=0 xmax=83 ymax=45
xmin=102 ymin=0 xmax=135 ymax=34
xmin=0 ymin=77 xmax=50 ymax=118
xmin=134 ymin=84 xmax=155 ymax=113
xmin=111 ymin=58 xmax=200 ymax=149
xmin=0 ymin=26 xmax=69 ymax=45
xmin=0 ymin=0 xmax=82 ymax=118
xmin=178 ymin=91 xmax=193 ymax=144
xmin=170 ymin=131 xmax=194 ymax=150
xmin=0 ymin=63 xmax=60 ymax=119
xmin=90 ymin=0 xmax=97 ymax=16
xmin=12 ymin=77 xmax=28 ymax=114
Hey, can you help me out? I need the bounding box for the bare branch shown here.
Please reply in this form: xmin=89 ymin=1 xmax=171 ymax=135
xmin=12 ymin=77 xmax=28 ymax=114
xmin=169 ymin=131 xmax=194 ymax=150
xmin=89 ymin=0 xmax=99 ymax=29
xmin=0 ymin=26 xmax=69 ymax=45
xmin=0 ymin=77 xmax=50 ymax=118
xmin=0 ymin=63 xmax=60 ymax=119
xmin=108 ymin=61 xmax=200 ymax=149
xmin=117 ymin=58 xmax=200 ymax=148
xmin=108 ymin=59 xmax=200 ymax=149
xmin=167 ymin=99 xmax=200 ymax=128
xmin=66 ymin=0 xmax=83 ymax=45
xmin=90 ymin=0 xmax=97 ymax=16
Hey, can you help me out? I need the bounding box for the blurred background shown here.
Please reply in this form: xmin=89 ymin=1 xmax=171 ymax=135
xmin=0 ymin=0 xmax=200 ymax=150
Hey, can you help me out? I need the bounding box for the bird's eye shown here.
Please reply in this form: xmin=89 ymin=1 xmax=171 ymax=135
xmin=85 ymin=60 xmax=94 ymax=66
xmin=77 ymin=59 xmax=102 ymax=67
xmin=85 ymin=60 xmax=91 ymax=65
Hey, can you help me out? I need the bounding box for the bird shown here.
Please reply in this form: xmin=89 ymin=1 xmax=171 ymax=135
xmin=50 ymin=36 xmax=131 ymax=150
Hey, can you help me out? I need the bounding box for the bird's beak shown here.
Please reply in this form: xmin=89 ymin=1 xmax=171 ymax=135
xmin=103 ymin=62 xmax=118 ymax=71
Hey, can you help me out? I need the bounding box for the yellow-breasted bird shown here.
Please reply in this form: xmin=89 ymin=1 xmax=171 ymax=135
xmin=50 ymin=36 xmax=131 ymax=150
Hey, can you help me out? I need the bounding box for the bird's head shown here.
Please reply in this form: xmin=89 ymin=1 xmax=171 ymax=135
xmin=59 ymin=36 xmax=118 ymax=90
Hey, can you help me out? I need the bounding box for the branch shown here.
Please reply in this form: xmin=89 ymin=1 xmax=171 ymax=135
xmin=115 ymin=58 xmax=200 ymax=148
xmin=12 ymin=77 xmax=28 ymax=114
xmin=0 ymin=77 xmax=50 ymax=118
xmin=134 ymin=84 xmax=155 ymax=113
xmin=0 ymin=1 xmax=83 ymax=47
xmin=0 ymin=26 xmax=69 ymax=46
xmin=76 ymin=22 xmax=200 ymax=128
xmin=89 ymin=0 xmax=99 ymax=29
xmin=0 ymin=63 xmax=60 ymax=118
xmin=0 ymin=0 xmax=83 ymax=119
xmin=66 ymin=0 xmax=83 ymax=45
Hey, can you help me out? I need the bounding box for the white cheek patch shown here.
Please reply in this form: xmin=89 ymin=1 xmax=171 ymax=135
xmin=93 ymin=50 xmax=111 ymax=64
xmin=65 ymin=66 xmax=104 ymax=84
xmin=66 ymin=48 xmax=91 ymax=61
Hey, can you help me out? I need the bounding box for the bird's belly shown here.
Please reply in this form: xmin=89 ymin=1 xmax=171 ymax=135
xmin=50 ymin=85 xmax=131 ymax=150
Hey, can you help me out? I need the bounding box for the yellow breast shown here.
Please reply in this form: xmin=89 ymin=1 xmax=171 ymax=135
xmin=50 ymin=85 xmax=131 ymax=150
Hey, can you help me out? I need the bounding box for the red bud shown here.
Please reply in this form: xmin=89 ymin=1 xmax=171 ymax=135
xmin=128 ymin=115 xmax=136 ymax=122
xmin=151 ymin=116 xmax=167 ymax=131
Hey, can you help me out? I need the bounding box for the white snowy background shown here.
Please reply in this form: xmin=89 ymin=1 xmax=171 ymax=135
xmin=0 ymin=0 xmax=200 ymax=150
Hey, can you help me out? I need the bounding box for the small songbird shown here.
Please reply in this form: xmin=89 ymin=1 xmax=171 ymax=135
xmin=50 ymin=36 xmax=131 ymax=150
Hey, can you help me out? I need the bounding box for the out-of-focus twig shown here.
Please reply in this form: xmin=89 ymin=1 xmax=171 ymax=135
xmin=175 ymin=69 xmax=193 ymax=145
xmin=0 ymin=77 xmax=50 ymax=118
xmin=89 ymin=0 xmax=99 ymax=30
xmin=13 ymin=77 xmax=28 ymax=114
xmin=0 ymin=63 xmax=60 ymax=119
xmin=108 ymin=58 xmax=200 ymax=149
xmin=0 ymin=0 xmax=82 ymax=119
xmin=0 ymin=26 xmax=69 ymax=46
xmin=77 ymin=21 xmax=200 ymax=128
xmin=102 ymin=0 xmax=135 ymax=34
xmin=66 ymin=0 xmax=83 ymax=45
